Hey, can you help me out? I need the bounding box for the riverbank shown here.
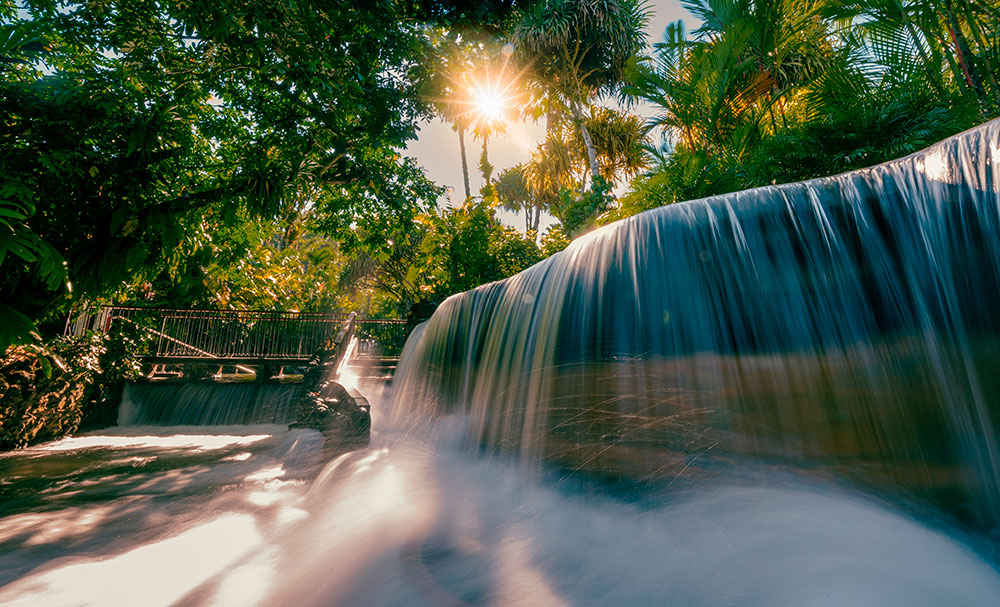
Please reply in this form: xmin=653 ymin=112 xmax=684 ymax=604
xmin=0 ymin=334 xmax=130 ymax=451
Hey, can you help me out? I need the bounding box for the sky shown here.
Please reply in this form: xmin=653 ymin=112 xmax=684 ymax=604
xmin=404 ymin=0 xmax=697 ymax=231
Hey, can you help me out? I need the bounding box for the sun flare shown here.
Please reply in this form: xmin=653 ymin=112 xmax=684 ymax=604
xmin=464 ymin=74 xmax=519 ymax=138
xmin=473 ymin=85 xmax=507 ymax=123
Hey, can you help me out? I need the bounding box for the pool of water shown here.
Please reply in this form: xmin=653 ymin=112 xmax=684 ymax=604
xmin=2 ymin=392 xmax=999 ymax=606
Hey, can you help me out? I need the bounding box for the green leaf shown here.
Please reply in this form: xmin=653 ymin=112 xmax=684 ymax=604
xmin=0 ymin=207 xmax=28 ymax=221
xmin=37 ymin=353 xmax=53 ymax=379
xmin=0 ymin=303 xmax=41 ymax=353
xmin=125 ymin=244 xmax=148 ymax=270
xmin=4 ymin=236 xmax=39 ymax=262
xmin=125 ymin=122 xmax=144 ymax=157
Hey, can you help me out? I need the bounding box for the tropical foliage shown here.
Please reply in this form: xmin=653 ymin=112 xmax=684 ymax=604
xmin=5 ymin=0 xmax=998 ymax=355
xmin=513 ymin=0 xmax=649 ymax=187
xmin=0 ymin=0 xmax=518 ymax=349
xmin=617 ymin=0 xmax=997 ymax=215
xmin=337 ymin=197 xmax=542 ymax=314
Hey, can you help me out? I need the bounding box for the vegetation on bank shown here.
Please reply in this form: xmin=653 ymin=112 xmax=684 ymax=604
xmin=2 ymin=0 xmax=999 ymax=353
xmin=0 ymin=323 xmax=148 ymax=449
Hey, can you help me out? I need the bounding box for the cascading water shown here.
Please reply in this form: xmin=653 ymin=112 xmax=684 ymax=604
xmin=391 ymin=119 xmax=1000 ymax=534
xmin=3 ymin=123 xmax=1000 ymax=606
xmin=118 ymin=381 xmax=305 ymax=426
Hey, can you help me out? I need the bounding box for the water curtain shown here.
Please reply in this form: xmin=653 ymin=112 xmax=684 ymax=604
xmin=391 ymin=120 xmax=1000 ymax=531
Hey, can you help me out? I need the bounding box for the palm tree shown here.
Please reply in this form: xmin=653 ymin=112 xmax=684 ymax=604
xmin=512 ymin=0 xmax=649 ymax=190
xmin=576 ymin=106 xmax=649 ymax=184
xmin=621 ymin=0 xmax=988 ymax=210
xmin=433 ymin=42 xmax=475 ymax=200
xmin=628 ymin=19 xmax=771 ymax=164
xmin=470 ymin=89 xmax=509 ymax=188
xmin=828 ymin=0 xmax=1000 ymax=116
xmin=443 ymin=104 xmax=474 ymax=200
xmin=495 ymin=165 xmax=543 ymax=233
xmin=681 ymin=0 xmax=833 ymax=133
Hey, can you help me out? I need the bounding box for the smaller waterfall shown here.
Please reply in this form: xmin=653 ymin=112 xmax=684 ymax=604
xmin=118 ymin=382 xmax=306 ymax=426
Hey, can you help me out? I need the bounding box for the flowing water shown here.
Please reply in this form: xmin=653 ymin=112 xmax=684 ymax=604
xmin=118 ymin=382 xmax=304 ymax=426
xmin=3 ymin=392 xmax=1000 ymax=606
xmin=392 ymin=119 xmax=1000 ymax=533
xmin=4 ymin=122 xmax=1000 ymax=605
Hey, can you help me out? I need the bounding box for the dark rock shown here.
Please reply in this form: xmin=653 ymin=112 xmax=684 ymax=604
xmin=290 ymin=355 xmax=370 ymax=452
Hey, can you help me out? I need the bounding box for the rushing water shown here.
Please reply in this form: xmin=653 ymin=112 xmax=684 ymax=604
xmin=2 ymin=392 xmax=1000 ymax=606
xmin=392 ymin=120 xmax=1000 ymax=534
xmin=118 ymin=382 xmax=304 ymax=426
xmin=4 ymin=122 xmax=1000 ymax=604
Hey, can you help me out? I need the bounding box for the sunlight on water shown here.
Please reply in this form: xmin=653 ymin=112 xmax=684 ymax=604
xmin=0 ymin=514 xmax=260 ymax=607
xmin=338 ymin=367 xmax=360 ymax=392
xmin=214 ymin=560 xmax=276 ymax=607
xmin=919 ymin=149 xmax=950 ymax=182
xmin=0 ymin=506 xmax=114 ymax=547
xmin=391 ymin=119 xmax=1000 ymax=533
xmin=1 ymin=418 xmax=999 ymax=605
xmin=34 ymin=432 xmax=272 ymax=452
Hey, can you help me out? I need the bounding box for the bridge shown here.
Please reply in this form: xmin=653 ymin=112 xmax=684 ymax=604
xmin=65 ymin=306 xmax=409 ymax=379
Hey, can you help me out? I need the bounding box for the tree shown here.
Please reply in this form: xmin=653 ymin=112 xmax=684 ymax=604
xmin=430 ymin=35 xmax=477 ymax=200
xmin=337 ymin=197 xmax=544 ymax=309
xmin=495 ymin=165 xmax=543 ymax=233
xmin=1 ymin=0 xmax=461 ymax=337
xmin=578 ymin=107 xmax=648 ymax=184
xmin=827 ymin=0 xmax=1000 ymax=117
xmin=682 ymin=0 xmax=833 ymax=132
xmin=618 ymin=0 xmax=995 ymax=220
xmin=196 ymin=218 xmax=359 ymax=314
xmin=335 ymin=216 xmax=437 ymax=316
xmin=512 ymin=0 xmax=648 ymax=189
xmin=469 ymin=52 xmax=516 ymax=189
xmin=539 ymin=223 xmax=571 ymax=256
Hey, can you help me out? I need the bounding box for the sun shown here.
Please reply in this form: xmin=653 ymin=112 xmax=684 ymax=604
xmin=471 ymin=83 xmax=508 ymax=124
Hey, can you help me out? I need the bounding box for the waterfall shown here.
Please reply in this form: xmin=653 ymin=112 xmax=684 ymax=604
xmin=391 ymin=120 xmax=1000 ymax=532
xmin=118 ymin=382 xmax=305 ymax=426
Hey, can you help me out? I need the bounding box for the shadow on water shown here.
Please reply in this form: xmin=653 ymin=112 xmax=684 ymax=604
xmin=0 ymin=426 xmax=327 ymax=589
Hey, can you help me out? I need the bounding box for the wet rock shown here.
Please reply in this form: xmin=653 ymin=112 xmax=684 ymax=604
xmin=291 ymin=378 xmax=370 ymax=451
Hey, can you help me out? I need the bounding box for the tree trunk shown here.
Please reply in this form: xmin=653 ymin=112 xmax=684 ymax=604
xmin=957 ymin=0 xmax=1000 ymax=111
xmin=934 ymin=28 xmax=980 ymax=106
xmin=458 ymin=126 xmax=471 ymax=200
xmin=479 ymin=138 xmax=493 ymax=185
xmin=574 ymin=102 xmax=600 ymax=191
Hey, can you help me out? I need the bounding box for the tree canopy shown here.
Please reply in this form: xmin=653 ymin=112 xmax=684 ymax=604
xmin=617 ymin=0 xmax=997 ymax=214
xmin=4 ymin=0 xmax=999 ymax=354
xmin=1 ymin=0 xmax=530 ymax=347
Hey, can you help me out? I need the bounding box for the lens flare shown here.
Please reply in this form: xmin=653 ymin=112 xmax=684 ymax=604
xmin=472 ymin=84 xmax=507 ymax=123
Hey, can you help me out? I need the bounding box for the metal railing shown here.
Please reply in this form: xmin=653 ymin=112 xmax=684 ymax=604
xmin=66 ymin=306 xmax=413 ymax=362
xmin=65 ymin=307 xmax=354 ymax=361
xmin=354 ymin=319 xmax=409 ymax=359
